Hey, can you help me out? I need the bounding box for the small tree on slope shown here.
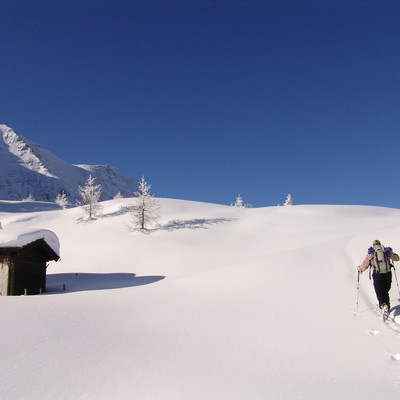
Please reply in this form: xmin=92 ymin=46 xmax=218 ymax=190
xmin=130 ymin=176 xmax=160 ymax=232
xmin=77 ymin=175 xmax=103 ymax=220
xmin=233 ymin=194 xmax=245 ymax=208
xmin=284 ymin=193 xmax=293 ymax=206
xmin=55 ymin=191 xmax=69 ymax=209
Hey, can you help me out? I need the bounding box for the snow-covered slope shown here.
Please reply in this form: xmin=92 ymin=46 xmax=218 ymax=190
xmin=0 ymin=199 xmax=400 ymax=399
xmin=0 ymin=124 xmax=138 ymax=201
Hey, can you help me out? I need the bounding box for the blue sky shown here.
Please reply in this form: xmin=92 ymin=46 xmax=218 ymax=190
xmin=1 ymin=0 xmax=400 ymax=207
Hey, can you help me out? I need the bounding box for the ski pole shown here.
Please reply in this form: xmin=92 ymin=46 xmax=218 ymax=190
xmin=356 ymin=271 xmax=360 ymax=315
xmin=392 ymin=263 xmax=400 ymax=301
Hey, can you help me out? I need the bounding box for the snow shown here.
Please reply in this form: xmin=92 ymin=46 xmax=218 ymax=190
xmin=0 ymin=227 xmax=60 ymax=257
xmin=0 ymin=198 xmax=400 ymax=399
xmin=0 ymin=124 xmax=138 ymax=201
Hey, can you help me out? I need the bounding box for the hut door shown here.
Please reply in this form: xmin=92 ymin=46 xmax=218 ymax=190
xmin=0 ymin=262 xmax=9 ymax=296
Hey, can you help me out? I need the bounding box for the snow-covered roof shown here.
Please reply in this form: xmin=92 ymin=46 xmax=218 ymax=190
xmin=0 ymin=228 xmax=60 ymax=257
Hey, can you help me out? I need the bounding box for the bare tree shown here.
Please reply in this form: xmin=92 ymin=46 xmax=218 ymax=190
xmin=55 ymin=191 xmax=69 ymax=209
xmin=233 ymin=194 xmax=245 ymax=208
xmin=284 ymin=193 xmax=293 ymax=206
xmin=129 ymin=176 xmax=160 ymax=232
xmin=23 ymin=193 xmax=35 ymax=202
xmin=77 ymin=175 xmax=103 ymax=220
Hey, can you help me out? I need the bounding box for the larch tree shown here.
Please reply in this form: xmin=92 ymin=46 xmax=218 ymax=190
xmin=77 ymin=175 xmax=103 ymax=220
xmin=233 ymin=194 xmax=245 ymax=208
xmin=284 ymin=193 xmax=294 ymax=206
xmin=130 ymin=176 xmax=160 ymax=232
xmin=23 ymin=193 xmax=35 ymax=202
xmin=55 ymin=191 xmax=69 ymax=209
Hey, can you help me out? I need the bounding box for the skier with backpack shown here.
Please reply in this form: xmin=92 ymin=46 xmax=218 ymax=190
xmin=357 ymin=240 xmax=399 ymax=318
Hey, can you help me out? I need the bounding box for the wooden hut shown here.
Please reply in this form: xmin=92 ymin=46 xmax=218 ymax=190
xmin=0 ymin=230 xmax=60 ymax=296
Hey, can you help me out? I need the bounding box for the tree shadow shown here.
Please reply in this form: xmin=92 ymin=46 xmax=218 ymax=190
xmin=160 ymin=217 xmax=236 ymax=231
xmin=103 ymin=205 xmax=134 ymax=218
xmin=46 ymin=273 xmax=165 ymax=294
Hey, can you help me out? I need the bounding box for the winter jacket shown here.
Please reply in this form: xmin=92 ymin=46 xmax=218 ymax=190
xmin=358 ymin=250 xmax=399 ymax=273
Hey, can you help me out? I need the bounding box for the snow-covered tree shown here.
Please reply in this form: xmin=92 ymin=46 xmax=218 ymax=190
xmin=77 ymin=175 xmax=103 ymax=220
xmin=55 ymin=191 xmax=69 ymax=209
xmin=284 ymin=193 xmax=293 ymax=206
xmin=23 ymin=193 xmax=35 ymax=202
xmin=233 ymin=194 xmax=245 ymax=208
xmin=129 ymin=176 xmax=160 ymax=232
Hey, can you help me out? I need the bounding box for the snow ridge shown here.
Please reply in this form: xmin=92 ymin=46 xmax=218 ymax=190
xmin=0 ymin=124 xmax=138 ymax=202
xmin=1 ymin=125 xmax=55 ymax=177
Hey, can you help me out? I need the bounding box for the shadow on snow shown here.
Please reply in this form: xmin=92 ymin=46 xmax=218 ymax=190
xmin=46 ymin=273 xmax=165 ymax=294
xmin=391 ymin=304 xmax=400 ymax=317
xmin=160 ymin=217 xmax=236 ymax=231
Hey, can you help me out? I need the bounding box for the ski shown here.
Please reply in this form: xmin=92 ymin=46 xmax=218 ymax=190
xmin=382 ymin=305 xmax=389 ymax=321
xmin=385 ymin=317 xmax=400 ymax=332
xmin=376 ymin=308 xmax=400 ymax=332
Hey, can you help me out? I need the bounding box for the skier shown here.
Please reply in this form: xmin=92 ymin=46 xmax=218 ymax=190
xmin=357 ymin=240 xmax=399 ymax=316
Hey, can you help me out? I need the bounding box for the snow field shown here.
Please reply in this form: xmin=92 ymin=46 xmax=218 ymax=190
xmin=1 ymin=199 xmax=400 ymax=399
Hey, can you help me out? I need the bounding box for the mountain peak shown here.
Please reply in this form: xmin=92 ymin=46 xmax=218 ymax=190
xmin=1 ymin=125 xmax=55 ymax=178
xmin=0 ymin=125 xmax=138 ymax=201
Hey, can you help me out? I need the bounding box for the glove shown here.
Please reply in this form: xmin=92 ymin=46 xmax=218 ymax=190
xmin=357 ymin=266 xmax=363 ymax=272
xmin=368 ymin=247 xmax=374 ymax=254
xmin=385 ymin=247 xmax=393 ymax=255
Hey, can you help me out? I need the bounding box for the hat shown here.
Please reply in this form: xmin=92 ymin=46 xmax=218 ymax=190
xmin=373 ymin=239 xmax=381 ymax=245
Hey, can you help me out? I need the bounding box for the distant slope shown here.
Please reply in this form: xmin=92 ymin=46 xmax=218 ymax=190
xmin=0 ymin=124 xmax=138 ymax=201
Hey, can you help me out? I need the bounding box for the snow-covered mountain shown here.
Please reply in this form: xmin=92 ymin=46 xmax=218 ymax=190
xmin=0 ymin=124 xmax=138 ymax=201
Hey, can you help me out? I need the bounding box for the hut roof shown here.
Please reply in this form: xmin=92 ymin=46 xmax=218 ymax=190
xmin=0 ymin=228 xmax=60 ymax=259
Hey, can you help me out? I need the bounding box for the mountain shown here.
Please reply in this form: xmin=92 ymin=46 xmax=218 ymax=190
xmin=1 ymin=199 xmax=400 ymax=399
xmin=0 ymin=124 xmax=138 ymax=202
